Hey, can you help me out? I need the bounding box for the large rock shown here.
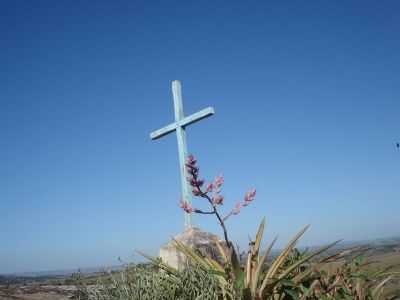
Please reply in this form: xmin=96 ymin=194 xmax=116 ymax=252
xmin=159 ymin=227 xmax=226 ymax=271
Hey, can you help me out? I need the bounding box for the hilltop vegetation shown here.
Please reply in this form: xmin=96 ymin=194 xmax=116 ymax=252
xmin=1 ymin=239 xmax=399 ymax=300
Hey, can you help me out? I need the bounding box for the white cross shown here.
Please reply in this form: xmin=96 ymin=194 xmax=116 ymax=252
xmin=150 ymin=80 xmax=215 ymax=228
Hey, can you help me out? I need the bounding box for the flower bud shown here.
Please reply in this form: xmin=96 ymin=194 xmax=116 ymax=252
xmin=205 ymin=183 xmax=214 ymax=193
xmin=179 ymin=201 xmax=194 ymax=214
xmin=192 ymin=187 xmax=201 ymax=196
xmin=214 ymin=175 xmax=224 ymax=192
xmin=244 ymin=189 xmax=256 ymax=203
xmin=187 ymin=154 xmax=197 ymax=166
xmin=190 ymin=178 xmax=197 ymax=187
xmin=212 ymin=195 xmax=224 ymax=205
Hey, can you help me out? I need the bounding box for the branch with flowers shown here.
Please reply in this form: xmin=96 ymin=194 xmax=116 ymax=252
xmin=179 ymin=154 xmax=256 ymax=251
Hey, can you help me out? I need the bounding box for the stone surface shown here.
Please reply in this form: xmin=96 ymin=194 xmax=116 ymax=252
xmin=159 ymin=227 xmax=226 ymax=271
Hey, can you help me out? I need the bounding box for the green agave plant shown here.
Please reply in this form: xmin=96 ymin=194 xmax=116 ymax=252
xmin=134 ymin=156 xmax=399 ymax=299
xmin=139 ymin=218 xmax=398 ymax=300
xmin=138 ymin=155 xmax=399 ymax=299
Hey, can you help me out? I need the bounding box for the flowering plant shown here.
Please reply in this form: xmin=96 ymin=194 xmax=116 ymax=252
xmin=138 ymin=154 xmax=398 ymax=300
xmin=179 ymin=154 xmax=256 ymax=251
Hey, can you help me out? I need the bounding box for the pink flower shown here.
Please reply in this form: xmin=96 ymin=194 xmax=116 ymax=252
xmin=186 ymin=164 xmax=199 ymax=175
xmin=192 ymin=187 xmax=201 ymax=196
xmin=232 ymin=202 xmax=242 ymax=215
xmin=179 ymin=201 xmax=194 ymax=213
xmin=205 ymin=183 xmax=214 ymax=193
xmin=214 ymin=175 xmax=224 ymax=192
xmin=190 ymin=178 xmax=204 ymax=187
xmin=212 ymin=194 xmax=224 ymax=205
xmin=187 ymin=154 xmax=197 ymax=166
xmin=244 ymin=189 xmax=256 ymax=204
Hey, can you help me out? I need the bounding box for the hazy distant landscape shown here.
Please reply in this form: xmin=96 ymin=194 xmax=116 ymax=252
xmin=2 ymin=237 xmax=400 ymax=300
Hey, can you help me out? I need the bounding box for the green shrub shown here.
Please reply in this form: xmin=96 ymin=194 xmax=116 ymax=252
xmin=74 ymin=264 xmax=221 ymax=300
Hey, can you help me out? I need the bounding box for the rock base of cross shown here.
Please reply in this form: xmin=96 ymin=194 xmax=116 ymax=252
xmin=159 ymin=227 xmax=227 ymax=271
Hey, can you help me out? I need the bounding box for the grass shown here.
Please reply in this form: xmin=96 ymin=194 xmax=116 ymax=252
xmin=70 ymin=242 xmax=400 ymax=300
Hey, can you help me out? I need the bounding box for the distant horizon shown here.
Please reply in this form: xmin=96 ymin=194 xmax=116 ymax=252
xmin=1 ymin=0 xmax=399 ymax=274
xmin=3 ymin=234 xmax=400 ymax=276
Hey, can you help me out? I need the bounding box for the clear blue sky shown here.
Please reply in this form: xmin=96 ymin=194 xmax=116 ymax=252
xmin=1 ymin=1 xmax=399 ymax=274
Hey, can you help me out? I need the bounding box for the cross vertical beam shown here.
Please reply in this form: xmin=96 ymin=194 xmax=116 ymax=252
xmin=172 ymin=81 xmax=192 ymax=228
xmin=150 ymin=80 xmax=215 ymax=229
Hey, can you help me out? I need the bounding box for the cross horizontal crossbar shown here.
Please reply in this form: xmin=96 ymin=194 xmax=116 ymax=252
xmin=150 ymin=107 xmax=215 ymax=140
